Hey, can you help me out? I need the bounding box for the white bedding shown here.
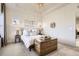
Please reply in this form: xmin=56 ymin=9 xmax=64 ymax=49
xmin=21 ymin=35 xmax=42 ymax=48
xmin=21 ymin=35 xmax=56 ymax=48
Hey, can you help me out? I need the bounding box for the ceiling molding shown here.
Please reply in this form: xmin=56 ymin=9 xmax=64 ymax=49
xmin=43 ymin=3 xmax=70 ymax=15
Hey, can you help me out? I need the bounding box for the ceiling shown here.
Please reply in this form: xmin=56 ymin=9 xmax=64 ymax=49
xmin=5 ymin=3 xmax=70 ymax=26
xmin=6 ymin=3 xmax=66 ymax=14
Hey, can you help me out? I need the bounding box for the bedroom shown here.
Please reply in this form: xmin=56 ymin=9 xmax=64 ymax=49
xmin=0 ymin=3 xmax=79 ymax=56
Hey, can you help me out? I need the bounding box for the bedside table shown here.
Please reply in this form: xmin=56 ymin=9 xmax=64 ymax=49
xmin=35 ymin=38 xmax=57 ymax=56
xmin=15 ymin=35 xmax=21 ymax=43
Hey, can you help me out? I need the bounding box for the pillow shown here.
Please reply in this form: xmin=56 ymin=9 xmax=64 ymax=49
xmin=29 ymin=29 xmax=37 ymax=36
xmin=30 ymin=32 xmax=37 ymax=36
xmin=23 ymin=30 xmax=29 ymax=36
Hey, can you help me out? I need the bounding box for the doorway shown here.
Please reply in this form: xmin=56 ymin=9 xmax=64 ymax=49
xmin=76 ymin=17 xmax=79 ymax=47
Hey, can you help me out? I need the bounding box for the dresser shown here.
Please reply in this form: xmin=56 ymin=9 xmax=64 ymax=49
xmin=35 ymin=38 xmax=57 ymax=56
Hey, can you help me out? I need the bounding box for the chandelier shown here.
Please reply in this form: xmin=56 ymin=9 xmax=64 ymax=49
xmin=35 ymin=3 xmax=45 ymax=10
xmin=37 ymin=3 xmax=44 ymax=8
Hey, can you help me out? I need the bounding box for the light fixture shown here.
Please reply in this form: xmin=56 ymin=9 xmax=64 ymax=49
xmin=34 ymin=3 xmax=46 ymax=24
xmin=35 ymin=3 xmax=45 ymax=10
xmin=37 ymin=3 xmax=44 ymax=9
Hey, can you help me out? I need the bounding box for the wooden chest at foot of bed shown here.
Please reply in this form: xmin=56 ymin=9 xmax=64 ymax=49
xmin=35 ymin=38 xmax=57 ymax=56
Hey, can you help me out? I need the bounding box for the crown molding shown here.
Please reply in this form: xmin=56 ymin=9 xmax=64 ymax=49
xmin=43 ymin=3 xmax=70 ymax=15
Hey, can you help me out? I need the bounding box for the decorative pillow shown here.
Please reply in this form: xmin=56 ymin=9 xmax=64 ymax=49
xmin=23 ymin=30 xmax=29 ymax=36
xmin=29 ymin=29 xmax=37 ymax=36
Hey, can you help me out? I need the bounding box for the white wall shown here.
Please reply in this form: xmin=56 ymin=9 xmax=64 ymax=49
xmin=43 ymin=4 xmax=76 ymax=46
xmin=6 ymin=4 xmax=40 ymax=43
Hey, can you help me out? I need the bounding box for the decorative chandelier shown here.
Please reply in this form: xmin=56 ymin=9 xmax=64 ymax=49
xmin=37 ymin=3 xmax=44 ymax=8
xmin=35 ymin=3 xmax=45 ymax=10
xmin=34 ymin=3 xmax=46 ymax=23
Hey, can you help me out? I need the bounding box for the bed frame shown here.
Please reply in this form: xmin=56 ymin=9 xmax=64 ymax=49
xmin=29 ymin=44 xmax=35 ymax=51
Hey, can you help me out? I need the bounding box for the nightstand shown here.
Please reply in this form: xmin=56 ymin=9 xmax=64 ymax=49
xmin=15 ymin=35 xmax=21 ymax=43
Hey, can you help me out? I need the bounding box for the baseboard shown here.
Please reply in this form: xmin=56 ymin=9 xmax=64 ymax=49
xmin=7 ymin=42 xmax=15 ymax=44
xmin=58 ymin=41 xmax=76 ymax=48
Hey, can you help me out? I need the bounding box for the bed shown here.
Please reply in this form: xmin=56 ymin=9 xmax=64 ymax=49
xmin=21 ymin=29 xmax=57 ymax=53
xmin=21 ymin=29 xmax=44 ymax=50
xmin=21 ymin=35 xmax=46 ymax=51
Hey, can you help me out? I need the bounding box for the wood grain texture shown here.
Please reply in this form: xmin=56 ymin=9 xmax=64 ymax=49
xmin=35 ymin=39 xmax=57 ymax=55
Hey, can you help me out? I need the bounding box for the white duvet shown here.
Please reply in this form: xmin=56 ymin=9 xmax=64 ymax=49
xmin=21 ymin=35 xmax=42 ymax=48
xmin=21 ymin=34 xmax=56 ymax=48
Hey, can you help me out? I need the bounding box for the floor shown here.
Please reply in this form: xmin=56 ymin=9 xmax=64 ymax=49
xmin=76 ymin=35 xmax=79 ymax=47
xmin=0 ymin=42 xmax=79 ymax=56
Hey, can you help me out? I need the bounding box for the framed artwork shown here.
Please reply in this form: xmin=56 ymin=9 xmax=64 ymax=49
xmin=12 ymin=17 xmax=20 ymax=25
xmin=50 ymin=22 xmax=56 ymax=28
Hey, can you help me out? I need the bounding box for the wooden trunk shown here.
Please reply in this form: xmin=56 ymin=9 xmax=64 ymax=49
xmin=35 ymin=39 xmax=57 ymax=56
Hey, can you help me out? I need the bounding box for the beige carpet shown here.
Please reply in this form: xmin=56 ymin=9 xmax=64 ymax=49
xmin=0 ymin=43 xmax=79 ymax=56
xmin=76 ymin=35 xmax=79 ymax=47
